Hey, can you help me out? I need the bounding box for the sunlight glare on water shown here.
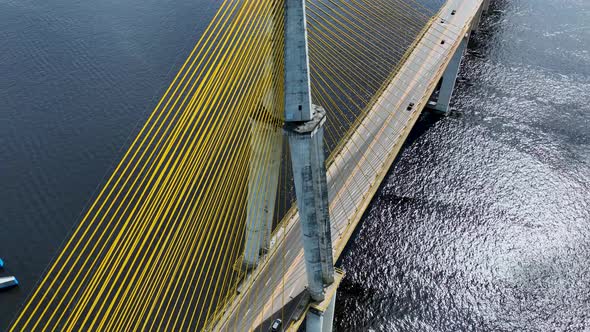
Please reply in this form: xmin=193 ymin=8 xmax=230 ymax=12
xmin=334 ymin=0 xmax=590 ymax=331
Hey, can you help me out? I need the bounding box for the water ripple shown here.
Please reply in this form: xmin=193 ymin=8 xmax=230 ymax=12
xmin=335 ymin=0 xmax=590 ymax=331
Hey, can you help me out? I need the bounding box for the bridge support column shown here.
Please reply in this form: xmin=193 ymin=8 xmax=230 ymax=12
xmin=283 ymin=0 xmax=334 ymax=302
xmin=304 ymin=269 xmax=342 ymax=332
xmin=306 ymin=308 xmax=324 ymax=331
xmin=482 ymin=0 xmax=490 ymax=13
xmin=286 ymin=106 xmax=333 ymax=301
xmin=305 ymin=295 xmax=336 ymax=332
xmin=305 ymin=294 xmax=336 ymax=332
xmin=472 ymin=0 xmax=489 ymax=34
xmin=431 ymin=34 xmax=469 ymax=113
xmin=322 ymin=292 xmax=337 ymax=332
xmin=243 ymin=118 xmax=282 ymax=270
xmin=471 ymin=4 xmax=483 ymax=34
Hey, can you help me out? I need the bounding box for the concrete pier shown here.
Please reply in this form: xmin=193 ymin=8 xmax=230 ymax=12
xmin=430 ymin=0 xmax=487 ymax=113
xmin=306 ymin=299 xmax=336 ymax=332
xmin=431 ymin=33 xmax=469 ymax=113
xmin=306 ymin=308 xmax=324 ymax=332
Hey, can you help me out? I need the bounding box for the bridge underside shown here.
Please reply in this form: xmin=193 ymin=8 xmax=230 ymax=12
xmin=215 ymin=0 xmax=484 ymax=330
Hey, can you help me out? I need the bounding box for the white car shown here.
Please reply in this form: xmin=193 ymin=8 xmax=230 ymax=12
xmin=270 ymin=318 xmax=283 ymax=332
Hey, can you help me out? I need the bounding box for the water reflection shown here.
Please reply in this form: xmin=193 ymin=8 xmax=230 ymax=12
xmin=335 ymin=0 xmax=590 ymax=330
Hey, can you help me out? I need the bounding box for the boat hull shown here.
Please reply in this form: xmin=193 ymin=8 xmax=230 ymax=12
xmin=0 ymin=276 xmax=18 ymax=290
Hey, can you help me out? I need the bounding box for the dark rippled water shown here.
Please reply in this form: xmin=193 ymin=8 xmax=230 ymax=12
xmin=1 ymin=0 xmax=588 ymax=330
xmin=0 ymin=0 xmax=219 ymax=327
xmin=335 ymin=0 xmax=590 ymax=331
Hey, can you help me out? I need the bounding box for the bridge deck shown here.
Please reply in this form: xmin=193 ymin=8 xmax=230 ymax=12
xmin=214 ymin=0 xmax=482 ymax=330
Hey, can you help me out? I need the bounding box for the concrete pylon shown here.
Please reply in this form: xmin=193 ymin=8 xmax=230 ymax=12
xmin=306 ymin=307 xmax=324 ymax=332
xmin=284 ymin=0 xmax=313 ymax=122
xmin=242 ymin=4 xmax=282 ymax=270
xmin=315 ymin=130 xmax=335 ymax=286
xmin=306 ymin=292 xmax=336 ymax=332
xmin=306 ymin=300 xmax=337 ymax=332
xmin=322 ymin=292 xmax=336 ymax=332
xmin=261 ymin=120 xmax=282 ymax=251
xmin=243 ymin=118 xmax=282 ymax=269
xmin=286 ymin=106 xmax=334 ymax=302
xmin=283 ymin=0 xmax=335 ymax=302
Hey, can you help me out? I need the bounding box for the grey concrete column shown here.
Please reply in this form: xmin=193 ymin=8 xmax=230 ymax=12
xmin=321 ymin=292 xmax=336 ymax=332
xmin=283 ymin=0 xmax=335 ymax=301
xmin=311 ymin=123 xmax=335 ymax=285
xmin=306 ymin=307 xmax=324 ymax=332
xmin=261 ymin=121 xmax=282 ymax=251
xmin=243 ymin=119 xmax=282 ymax=269
xmin=432 ymin=35 xmax=469 ymax=113
xmin=305 ymin=293 xmax=336 ymax=332
xmin=243 ymin=5 xmax=283 ymax=270
xmin=305 ymin=269 xmax=344 ymax=332
xmin=284 ymin=0 xmax=313 ymax=122
xmin=286 ymin=107 xmax=328 ymax=302
xmin=260 ymin=14 xmax=282 ymax=251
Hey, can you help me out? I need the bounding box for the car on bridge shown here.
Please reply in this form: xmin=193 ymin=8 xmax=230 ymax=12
xmin=270 ymin=318 xmax=283 ymax=332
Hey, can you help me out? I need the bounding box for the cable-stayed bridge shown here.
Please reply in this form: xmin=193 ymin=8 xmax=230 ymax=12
xmin=10 ymin=0 xmax=489 ymax=331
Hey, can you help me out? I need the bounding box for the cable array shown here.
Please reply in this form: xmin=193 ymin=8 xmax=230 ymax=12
xmin=11 ymin=1 xmax=286 ymax=330
xmin=226 ymin=0 xmax=463 ymax=330
xmin=10 ymin=0 xmax=460 ymax=330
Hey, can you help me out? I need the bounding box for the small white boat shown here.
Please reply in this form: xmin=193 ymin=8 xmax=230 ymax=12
xmin=0 ymin=276 xmax=18 ymax=290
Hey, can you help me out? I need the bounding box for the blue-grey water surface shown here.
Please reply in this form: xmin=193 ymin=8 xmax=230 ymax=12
xmin=1 ymin=0 xmax=589 ymax=331
xmin=334 ymin=0 xmax=590 ymax=331
xmin=0 ymin=0 xmax=220 ymax=328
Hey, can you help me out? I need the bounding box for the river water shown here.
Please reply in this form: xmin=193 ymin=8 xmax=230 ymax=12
xmin=0 ymin=0 xmax=220 ymax=327
xmin=334 ymin=0 xmax=590 ymax=331
xmin=1 ymin=0 xmax=588 ymax=330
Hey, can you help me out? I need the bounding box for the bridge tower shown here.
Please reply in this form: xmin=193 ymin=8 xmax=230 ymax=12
xmin=284 ymin=0 xmax=337 ymax=330
xmin=243 ymin=3 xmax=283 ymax=271
xmin=242 ymin=1 xmax=338 ymax=329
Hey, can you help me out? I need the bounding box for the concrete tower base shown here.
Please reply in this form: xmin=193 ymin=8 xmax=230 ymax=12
xmin=286 ymin=105 xmax=335 ymax=302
